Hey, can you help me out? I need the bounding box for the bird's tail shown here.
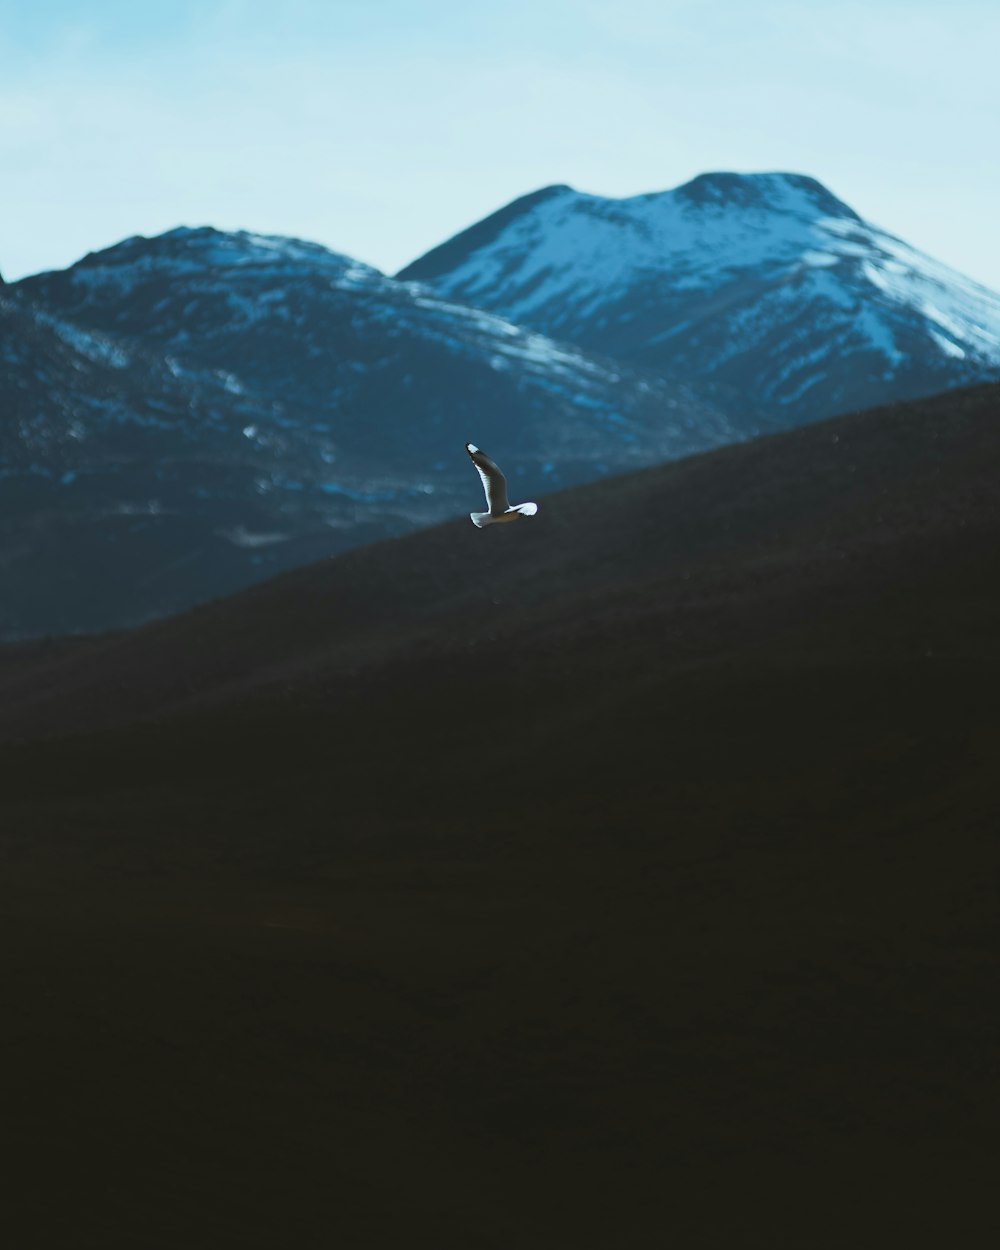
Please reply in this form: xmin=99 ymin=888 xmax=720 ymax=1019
xmin=512 ymin=502 xmax=538 ymax=517
xmin=470 ymin=512 xmax=490 ymax=528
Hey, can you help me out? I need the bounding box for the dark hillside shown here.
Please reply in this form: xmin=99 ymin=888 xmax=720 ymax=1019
xmin=2 ymin=383 xmax=999 ymax=1246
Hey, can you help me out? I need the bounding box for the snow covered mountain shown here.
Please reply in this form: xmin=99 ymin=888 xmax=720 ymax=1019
xmin=4 ymin=228 xmax=738 ymax=637
xmin=398 ymin=172 xmax=1000 ymax=422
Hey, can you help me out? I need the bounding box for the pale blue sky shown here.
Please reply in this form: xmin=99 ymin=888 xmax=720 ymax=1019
xmin=2 ymin=0 xmax=998 ymax=287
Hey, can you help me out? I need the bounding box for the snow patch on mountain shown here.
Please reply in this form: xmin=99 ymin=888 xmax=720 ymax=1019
xmin=32 ymin=307 xmax=131 ymax=369
xmin=850 ymin=228 xmax=1000 ymax=359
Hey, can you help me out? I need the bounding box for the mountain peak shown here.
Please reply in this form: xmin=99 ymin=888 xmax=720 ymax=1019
xmin=673 ymin=171 xmax=860 ymax=221
xmin=670 ymin=171 xmax=855 ymax=222
xmin=66 ymin=226 xmax=368 ymax=281
xmin=397 ymin=172 xmax=863 ymax=288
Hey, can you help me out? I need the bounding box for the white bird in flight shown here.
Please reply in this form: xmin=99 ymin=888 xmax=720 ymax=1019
xmin=465 ymin=443 xmax=539 ymax=528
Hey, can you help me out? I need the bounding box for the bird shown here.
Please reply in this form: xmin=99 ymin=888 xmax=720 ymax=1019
xmin=465 ymin=443 xmax=539 ymax=528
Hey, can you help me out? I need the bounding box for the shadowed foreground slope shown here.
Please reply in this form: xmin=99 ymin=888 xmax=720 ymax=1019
xmin=2 ymin=384 xmax=1000 ymax=1247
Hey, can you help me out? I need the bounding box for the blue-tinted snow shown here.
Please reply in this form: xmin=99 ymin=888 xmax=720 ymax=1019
xmin=420 ymin=172 xmax=1000 ymax=373
xmin=434 ymin=177 xmax=855 ymax=317
xmin=34 ymin=309 xmax=130 ymax=369
xmin=217 ymin=525 xmax=291 ymax=548
xmin=929 ymin=331 xmax=966 ymax=359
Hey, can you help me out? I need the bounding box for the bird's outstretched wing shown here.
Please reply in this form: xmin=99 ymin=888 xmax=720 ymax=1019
xmin=466 ymin=443 xmax=509 ymax=514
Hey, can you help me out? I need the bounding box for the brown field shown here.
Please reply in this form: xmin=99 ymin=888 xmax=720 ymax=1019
xmin=3 ymin=383 xmax=999 ymax=1246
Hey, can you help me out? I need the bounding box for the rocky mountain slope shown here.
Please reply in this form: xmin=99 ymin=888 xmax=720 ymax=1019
xmin=0 ymin=287 xmax=318 ymax=636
